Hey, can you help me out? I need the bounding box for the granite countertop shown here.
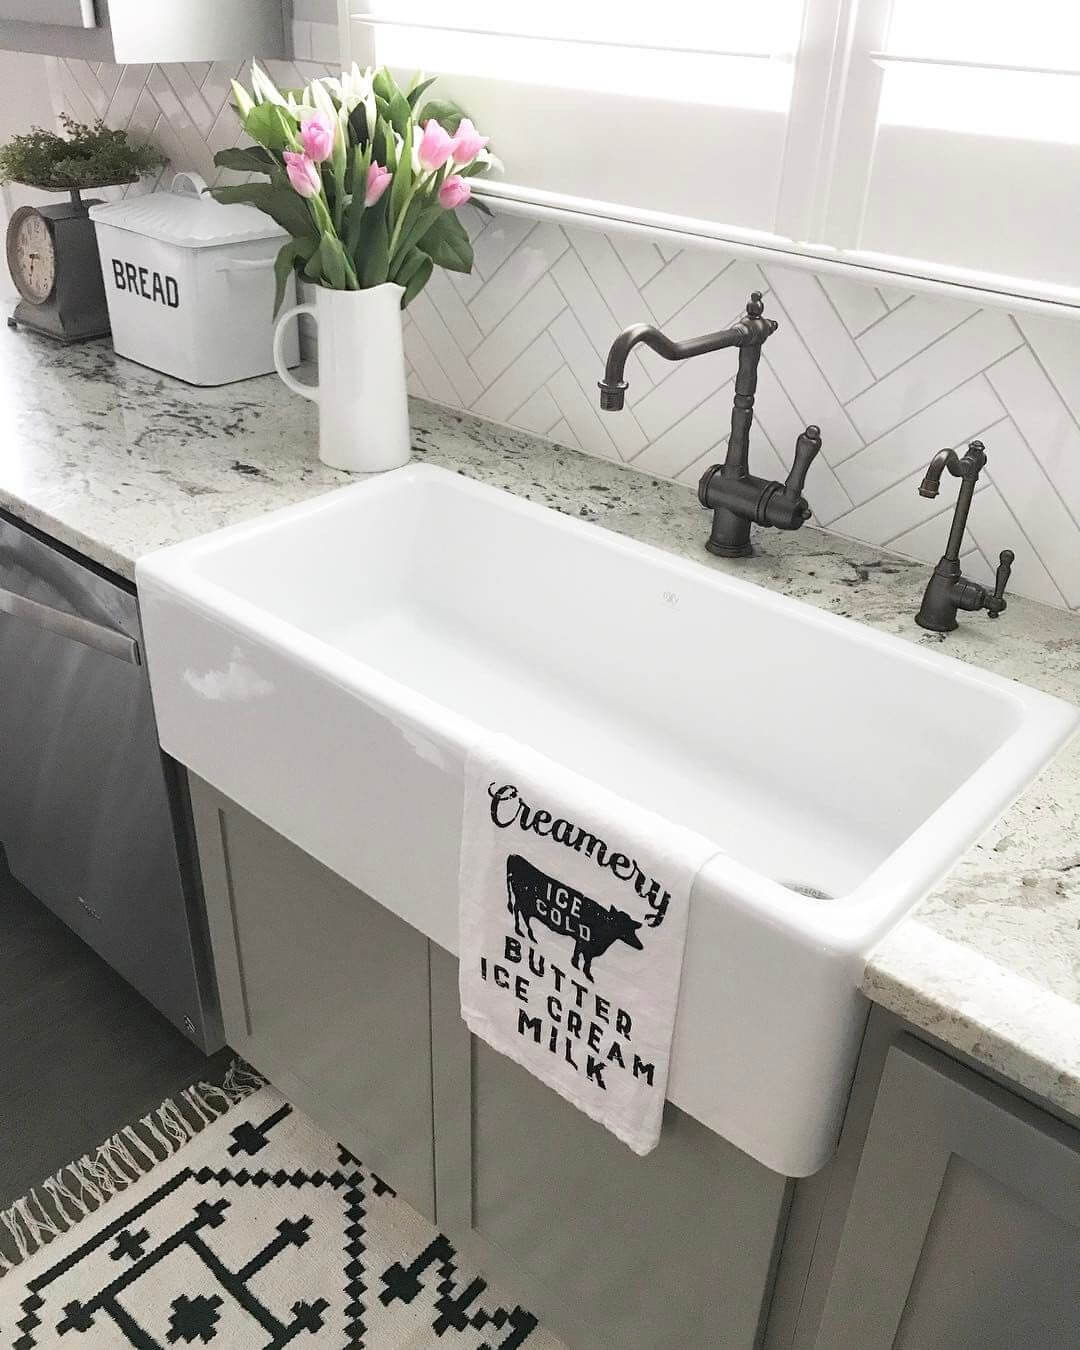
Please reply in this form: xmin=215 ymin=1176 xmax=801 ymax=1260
xmin=4 ymin=329 xmax=1080 ymax=1124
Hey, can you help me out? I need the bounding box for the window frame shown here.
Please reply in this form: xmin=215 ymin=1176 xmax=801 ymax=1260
xmin=340 ymin=0 xmax=1080 ymax=318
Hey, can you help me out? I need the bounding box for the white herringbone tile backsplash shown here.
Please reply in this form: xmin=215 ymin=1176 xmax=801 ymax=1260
xmin=51 ymin=49 xmax=1080 ymax=613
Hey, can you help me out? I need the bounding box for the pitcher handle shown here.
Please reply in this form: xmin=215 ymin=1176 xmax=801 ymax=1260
xmin=273 ymin=303 xmax=318 ymax=402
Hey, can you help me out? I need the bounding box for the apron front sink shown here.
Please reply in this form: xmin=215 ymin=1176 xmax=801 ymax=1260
xmin=138 ymin=463 xmax=1078 ymax=1174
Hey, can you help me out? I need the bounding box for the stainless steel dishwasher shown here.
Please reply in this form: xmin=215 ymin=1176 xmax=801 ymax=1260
xmin=0 ymin=510 xmax=223 ymax=1051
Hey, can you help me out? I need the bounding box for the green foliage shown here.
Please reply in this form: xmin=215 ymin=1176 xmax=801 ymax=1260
xmin=400 ymin=252 xmax=433 ymax=308
xmin=272 ymin=237 xmax=316 ymax=316
xmin=415 ymin=99 xmax=468 ymax=136
xmin=0 ymin=114 xmax=165 ymax=191
xmin=211 ymin=182 xmax=319 ymax=241
xmin=418 ymin=210 xmax=474 ymax=274
xmin=213 ymin=146 xmax=281 ymax=177
xmin=243 ymin=103 xmax=298 ymax=151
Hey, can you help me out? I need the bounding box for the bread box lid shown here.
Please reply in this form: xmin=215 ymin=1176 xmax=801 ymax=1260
xmin=89 ymin=172 xmax=286 ymax=250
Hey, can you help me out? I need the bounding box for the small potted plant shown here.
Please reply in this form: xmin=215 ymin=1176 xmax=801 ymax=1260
xmin=0 ymin=113 xmax=165 ymax=209
xmin=213 ymin=62 xmax=494 ymax=473
xmin=0 ymin=115 xmax=165 ymax=342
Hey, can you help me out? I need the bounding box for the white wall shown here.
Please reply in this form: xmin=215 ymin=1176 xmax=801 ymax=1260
xmin=0 ymin=50 xmax=59 ymax=299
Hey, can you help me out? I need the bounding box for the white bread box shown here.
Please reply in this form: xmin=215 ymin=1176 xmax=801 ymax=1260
xmin=90 ymin=172 xmax=298 ymax=387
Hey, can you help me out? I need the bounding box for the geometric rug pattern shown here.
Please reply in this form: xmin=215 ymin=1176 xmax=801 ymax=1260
xmin=50 ymin=46 xmax=1080 ymax=613
xmin=0 ymin=1086 xmax=565 ymax=1349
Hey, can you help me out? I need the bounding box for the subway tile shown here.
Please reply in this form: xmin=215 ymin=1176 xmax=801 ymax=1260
xmin=819 ymin=275 xmax=887 ymax=337
xmin=763 ymin=265 xmax=875 ymax=402
xmin=847 ymin=309 xmax=1021 ymax=443
xmin=468 ymin=276 xmax=566 ymax=387
xmin=856 ymin=294 xmax=979 ymax=379
xmin=470 ymin=333 xmax=563 ymax=424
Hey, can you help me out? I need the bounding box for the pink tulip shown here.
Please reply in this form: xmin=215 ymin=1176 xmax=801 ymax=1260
xmin=282 ymin=151 xmax=321 ymax=198
xmin=417 ymin=119 xmax=454 ymax=172
xmin=283 ymin=151 xmax=322 ymax=199
xmin=298 ymin=110 xmax=334 ymax=163
xmin=438 ymin=174 xmax=471 ymax=209
xmin=450 ymin=118 xmax=488 ymax=167
xmin=365 ymin=160 xmax=392 ymax=206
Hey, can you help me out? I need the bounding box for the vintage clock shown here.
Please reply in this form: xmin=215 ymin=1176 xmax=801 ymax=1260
xmin=6 ymin=198 xmax=111 ymax=343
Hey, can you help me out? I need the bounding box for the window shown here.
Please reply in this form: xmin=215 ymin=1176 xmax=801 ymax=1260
xmin=348 ymin=1 xmax=808 ymax=236
xmin=345 ymin=0 xmax=1080 ymax=309
xmin=823 ymin=0 xmax=1080 ymax=298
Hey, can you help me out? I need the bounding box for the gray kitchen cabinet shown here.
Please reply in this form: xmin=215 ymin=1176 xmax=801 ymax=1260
xmin=188 ymin=773 xmax=794 ymax=1349
xmin=189 ymin=777 xmax=436 ymax=1218
xmin=812 ymin=1035 xmax=1080 ymax=1350
xmin=430 ymin=945 xmax=792 ymax=1350
xmin=0 ymin=0 xmax=285 ymax=62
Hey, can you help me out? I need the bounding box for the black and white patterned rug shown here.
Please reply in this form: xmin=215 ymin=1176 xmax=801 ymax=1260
xmin=0 ymin=1080 xmax=564 ymax=1348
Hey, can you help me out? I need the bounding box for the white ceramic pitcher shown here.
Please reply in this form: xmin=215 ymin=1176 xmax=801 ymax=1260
xmin=273 ymin=282 xmax=411 ymax=473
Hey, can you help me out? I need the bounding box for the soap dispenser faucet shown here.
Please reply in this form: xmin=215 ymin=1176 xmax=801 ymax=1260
xmin=599 ymin=291 xmax=822 ymax=556
xmin=915 ymin=440 xmax=1014 ymax=632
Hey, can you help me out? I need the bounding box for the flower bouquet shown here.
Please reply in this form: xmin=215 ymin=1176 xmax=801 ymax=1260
xmin=211 ymin=63 xmax=494 ymax=473
xmin=212 ymin=62 xmax=493 ymax=314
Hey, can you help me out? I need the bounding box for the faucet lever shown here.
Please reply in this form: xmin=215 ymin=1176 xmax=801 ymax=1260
xmin=988 ymin=549 xmax=1014 ymax=618
xmin=783 ymin=424 xmax=822 ymax=502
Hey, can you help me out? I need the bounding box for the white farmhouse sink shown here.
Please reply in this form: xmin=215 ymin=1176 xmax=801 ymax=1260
xmin=138 ymin=464 xmax=1078 ymax=1175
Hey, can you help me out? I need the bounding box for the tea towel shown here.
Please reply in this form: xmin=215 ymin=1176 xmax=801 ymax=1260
xmin=459 ymin=733 xmax=717 ymax=1155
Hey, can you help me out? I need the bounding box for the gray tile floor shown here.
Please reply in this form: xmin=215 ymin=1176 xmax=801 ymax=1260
xmin=0 ymin=863 xmax=230 ymax=1216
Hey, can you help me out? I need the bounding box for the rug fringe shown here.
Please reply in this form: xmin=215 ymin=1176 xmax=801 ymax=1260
xmin=0 ymin=1057 xmax=266 ymax=1278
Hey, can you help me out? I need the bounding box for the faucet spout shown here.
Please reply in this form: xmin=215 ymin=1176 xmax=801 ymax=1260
xmin=598 ymin=292 xmax=777 ymax=413
xmin=918 ymin=448 xmax=963 ymax=498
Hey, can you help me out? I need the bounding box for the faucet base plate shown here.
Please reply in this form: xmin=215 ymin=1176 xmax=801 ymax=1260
xmin=706 ymin=539 xmax=754 ymax=559
xmin=914 ymin=609 xmax=958 ymax=634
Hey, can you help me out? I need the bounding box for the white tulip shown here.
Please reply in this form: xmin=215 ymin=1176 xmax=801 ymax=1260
xmin=250 ymin=62 xmax=287 ymax=108
xmin=230 ymin=80 xmax=254 ymax=119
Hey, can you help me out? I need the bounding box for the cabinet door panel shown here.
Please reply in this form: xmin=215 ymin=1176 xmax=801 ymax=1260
xmin=816 ymin=1037 xmax=1080 ymax=1349
xmin=0 ymin=0 xmax=93 ymax=25
xmin=431 ymin=946 xmax=790 ymax=1350
xmin=190 ymin=780 xmax=435 ymax=1216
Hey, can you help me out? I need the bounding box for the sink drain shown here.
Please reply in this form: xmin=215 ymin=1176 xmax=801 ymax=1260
xmin=782 ymin=880 xmax=834 ymax=900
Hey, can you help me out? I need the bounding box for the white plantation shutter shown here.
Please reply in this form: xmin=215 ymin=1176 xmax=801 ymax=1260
xmin=348 ymin=1 xmax=809 ymax=236
xmin=346 ymin=1 xmax=1080 ymax=308
xmin=822 ymin=0 xmax=1080 ymax=299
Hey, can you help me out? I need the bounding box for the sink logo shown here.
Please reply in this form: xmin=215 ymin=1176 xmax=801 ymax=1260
xmin=506 ymin=853 xmax=644 ymax=981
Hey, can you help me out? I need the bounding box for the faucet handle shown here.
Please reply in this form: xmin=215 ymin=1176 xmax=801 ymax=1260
xmin=783 ymin=424 xmax=822 ymax=503
xmin=987 ymin=548 xmax=1014 ymax=618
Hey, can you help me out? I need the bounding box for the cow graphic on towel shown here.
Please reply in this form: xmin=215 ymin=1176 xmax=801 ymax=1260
xmin=506 ymin=853 xmax=644 ymax=980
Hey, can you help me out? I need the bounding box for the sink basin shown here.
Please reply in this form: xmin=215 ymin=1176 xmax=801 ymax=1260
xmin=138 ymin=463 xmax=1078 ymax=1174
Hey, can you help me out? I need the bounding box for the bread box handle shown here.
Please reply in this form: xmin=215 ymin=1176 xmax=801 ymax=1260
xmin=171 ymin=171 xmax=209 ymax=198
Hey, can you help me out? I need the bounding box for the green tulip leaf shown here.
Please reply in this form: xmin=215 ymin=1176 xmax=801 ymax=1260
xmin=211 ymin=183 xmax=319 ymax=241
xmin=406 ymin=75 xmax=438 ymax=110
xmin=415 ymin=98 xmax=466 ymax=134
xmin=401 ymin=252 xmax=433 ymax=308
xmin=388 ymin=120 xmax=413 ymax=230
xmin=244 ymin=102 xmax=297 ymax=151
xmin=318 ymin=234 xmax=348 ymax=289
xmin=213 ymin=145 xmax=280 ymax=177
xmin=419 ymin=209 xmax=473 ymax=273
xmin=272 ymin=237 xmax=315 ymax=316
xmin=356 ymin=201 xmax=390 ymax=287
xmin=372 ymin=68 xmax=402 ymax=105
xmin=387 ymin=89 xmax=412 ymax=138
xmin=348 ymin=101 xmax=370 ymax=149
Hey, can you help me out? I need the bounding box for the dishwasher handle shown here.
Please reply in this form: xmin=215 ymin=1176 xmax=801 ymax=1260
xmin=0 ymin=585 xmax=141 ymax=665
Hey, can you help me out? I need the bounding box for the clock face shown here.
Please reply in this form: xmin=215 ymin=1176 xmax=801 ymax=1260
xmin=7 ymin=208 xmax=57 ymax=305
